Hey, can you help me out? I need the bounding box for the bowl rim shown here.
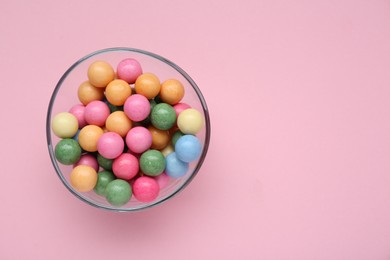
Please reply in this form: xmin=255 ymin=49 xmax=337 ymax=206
xmin=46 ymin=47 xmax=211 ymax=212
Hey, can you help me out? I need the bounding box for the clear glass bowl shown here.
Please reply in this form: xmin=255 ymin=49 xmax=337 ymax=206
xmin=46 ymin=47 xmax=211 ymax=212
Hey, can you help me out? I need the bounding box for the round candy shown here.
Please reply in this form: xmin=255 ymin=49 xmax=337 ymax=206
xmin=105 ymin=111 xmax=132 ymax=138
xmin=161 ymin=144 xmax=174 ymax=157
xmin=94 ymin=170 xmax=116 ymax=196
xmin=155 ymin=172 xmax=171 ymax=189
xmin=173 ymin=102 xmax=191 ymax=117
xmin=84 ymin=100 xmax=110 ymax=126
xmin=177 ymin=108 xmax=204 ymax=134
xmin=133 ymin=176 xmax=159 ymax=202
xmin=69 ymin=104 xmax=87 ymax=129
xmin=124 ymin=94 xmax=151 ymax=122
xmin=112 ymin=153 xmax=139 ymax=180
xmin=52 ymin=112 xmax=79 ymax=138
xmin=87 ymin=60 xmax=115 ymax=88
xmin=77 ymin=81 xmax=105 ymax=105
xmin=134 ymin=73 xmax=161 ymax=99
xmin=97 ymin=132 xmax=124 ymax=159
xmin=73 ymin=153 xmax=99 ymax=171
xmin=105 ymin=79 xmax=132 ymax=106
xmin=148 ymin=126 xmax=170 ymax=150
xmin=140 ymin=150 xmax=165 ymax=176
xmin=117 ymin=58 xmax=143 ymax=84
xmin=55 ymin=139 xmax=82 ymax=165
xmin=171 ymin=130 xmax=184 ymax=146
xmin=126 ymin=126 xmax=152 ymax=154
xmin=151 ymin=103 xmax=176 ymax=130
xmin=78 ymin=125 xmax=104 ymax=152
xmin=160 ymin=79 xmax=185 ymax=105
xmin=175 ymin=135 xmax=202 ymax=163
xmin=105 ymin=179 xmax=132 ymax=206
xmin=165 ymin=152 xmax=189 ymax=178
xmin=70 ymin=165 xmax=98 ymax=192
xmin=97 ymin=153 xmax=113 ymax=170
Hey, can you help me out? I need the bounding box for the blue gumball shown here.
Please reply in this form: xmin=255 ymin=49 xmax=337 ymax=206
xmin=175 ymin=135 xmax=202 ymax=163
xmin=165 ymin=152 xmax=189 ymax=178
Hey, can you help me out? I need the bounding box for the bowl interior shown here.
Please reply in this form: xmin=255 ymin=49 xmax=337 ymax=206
xmin=47 ymin=48 xmax=210 ymax=211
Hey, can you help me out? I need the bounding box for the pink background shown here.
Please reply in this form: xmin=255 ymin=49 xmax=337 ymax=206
xmin=1 ymin=0 xmax=390 ymax=259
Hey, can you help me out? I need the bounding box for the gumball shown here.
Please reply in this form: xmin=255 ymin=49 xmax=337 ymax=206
xmin=97 ymin=153 xmax=113 ymax=170
xmin=94 ymin=170 xmax=116 ymax=196
xmin=175 ymin=135 xmax=202 ymax=163
xmin=165 ymin=152 xmax=189 ymax=178
xmin=124 ymin=94 xmax=151 ymax=122
xmin=116 ymin=58 xmax=143 ymax=84
xmin=87 ymin=60 xmax=115 ymax=88
xmin=173 ymin=103 xmax=191 ymax=117
xmin=161 ymin=144 xmax=174 ymax=157
xmin=97 ymin=132 xmax=124 ymax=159
xmin=151 ymin=103 xmax=176 ymax=130
xmin=171 ymin=130 xmax=184 ymax=146
xmin=55 ymin=139 xmax=82 ymax=165
xmin=105 ymin=179 xmax=132 ymax=206
xmin=70 ymin=165 xmax=98 ymax=192
xmin=126 ymin=126 xmax=152 ymax=154
xmin=105 ymin=79 xmax=131 ymax=106
xmin=133 ymin=176 xmax=159 ymax=202
xmin=85 ymin=100 xmax=110 ymax=126
xmin=78 ymin=125 xmax=104 ymax=152
xmin=105 ymin=111 xmax=132 ymax=138
xmin=134 ymin=73 xmax=161 ymax=99
xmin=77 ymin=81 xmax=105 ymax=105
xmin=139 ymin=99 xmax=157 ymax=126
xmin=177 ymin=108 xmax=204 ymax=134
xmin=112 ymin=153 xmax=139 ymax=180
xmin=160 ymin=79 xmax=185 ymax=105
xmin=52 ymin=112 xmax=79 ymax=138
xmin=73 ymin=153 xmax=99 ymax=171
xmin=155 ymin=172 xmax=171 ymax=189
xmin=73 ymin=129 xmax=80 ymax=142
xmin=148 ymin=126 xmax=170 ymax=150
xmin=69 ymin=104 xmax=87 ymax=129
xmin=140 ymin=150 xmax=165 ymax=176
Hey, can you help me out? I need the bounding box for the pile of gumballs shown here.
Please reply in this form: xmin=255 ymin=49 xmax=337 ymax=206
xmin=51 ymin=58 xmax=204 ymax=206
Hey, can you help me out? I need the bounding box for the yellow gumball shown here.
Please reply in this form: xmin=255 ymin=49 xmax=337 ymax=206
xmin=161 ymin=144 xmax=174 ymax=157
xmin=177 ymin=108 xmax=204 ymax=135
xmin=70 ymin=165 xmax=98 ymax=192
xmin=52 ymin=112 xmax=79 ymax=138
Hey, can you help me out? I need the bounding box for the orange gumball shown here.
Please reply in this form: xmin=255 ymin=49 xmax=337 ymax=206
xmin=160 ymin=79 xmax=185 ymax=105
xmin=87 ymin=61 xmax=115 ymax=88
xmin=105 ymin=79 xmax=132 ymax=106
xmin=105 ymin=111 xmax=132 ymax=137
xmin=70 ymin=165 xmax=98 ymax=192
xmin=134 ymin=73 xmax=161 ymax=99
xmin=78 ymin=125 xmax=104 ymax=152
xmin=78 ymin=81 xmax=105 ymax=105
xmin=148 ymin=126 xmax=170 ymax=150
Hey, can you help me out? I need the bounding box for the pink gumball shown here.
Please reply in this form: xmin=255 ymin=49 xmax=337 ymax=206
xmin=73 ymin=154 xmax=99 ymax=171
xmin=124 ymin=94 xmax=150 ymax=122
xmin=84 ymin=100 xmax=110 ymax=126
xmin=133 ymin=176 xmax=159 ymax=202
xmin=126 ymin=126 xmax=152 ymax=154
xmin=113 ymin=153 xmax=139 ymax=180
xmin=155 ymin=172 xmax=171 ymax=189
xmin=69 ymin=104 xmax=87 ymax=128
xmin=97 ymin=132 xmax=124 ymax=159
xmin=173 ymin=103 xmax=191 ymax=117
xmin=116 ymin=58 xmax=143 ymax=84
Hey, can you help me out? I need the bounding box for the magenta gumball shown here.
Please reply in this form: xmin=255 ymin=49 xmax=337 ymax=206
xmin=173 ymin=103 xmax=191 ymax=117
xmin=69 ymin=104 xmax=87 ymax=128
xmin=126 ymin=126 xmax=152 ymax=154
xmin=97 ymin=132 xmax=124 ymax=159
xmin=84 ymin=100 xmax=110 ymax=126
xmin=155 ymin=172 xmax=171 ymax=189
xmin=73 ymin=154 xmax=99 ymax=171
xmin=133 ymin=176 xmax=159 ymax=202
xmin=124 ymin=94 xmax=150 ymax=122
xmin=116 ymin=58 xmax=143 ymax=84
xmin=112 ymin=153 xmax=139 ymax=180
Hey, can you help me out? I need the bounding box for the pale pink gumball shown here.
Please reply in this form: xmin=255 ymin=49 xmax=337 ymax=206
xmin=133 ymin=176 xmax=159 ymax=202
xmin=154 ymin=172 xmax=171 ymax=189
xmin=124 ymin=94 xmax=150 ymax=122
xmin=73 ymin=154 xmax=99 ymax=172
xmin=126 ymin=126 xmax=152 ymax=154
xmin=97 ymin=132 xmax=124 ymax=159
xmin=113 ymin=153 xmax=139 ymax=180
xmin=84 ymin=100 xmax=110 ymax=126
xmin=173 ymin=103 xmax=191 ymax=117
xmin=116 ymin=58 xmax=143 ymax=84
xmin=69 ymin=104 xmax=87 ymax=128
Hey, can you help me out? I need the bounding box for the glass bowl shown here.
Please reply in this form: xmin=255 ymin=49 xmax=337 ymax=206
xmin=46 ymin=47 xmax=210 ymax=212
